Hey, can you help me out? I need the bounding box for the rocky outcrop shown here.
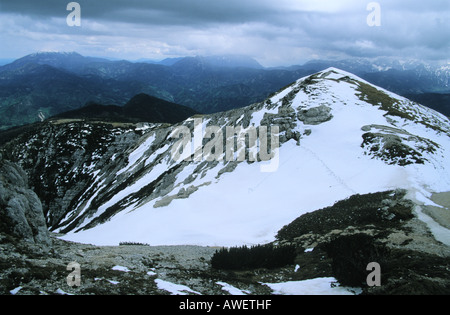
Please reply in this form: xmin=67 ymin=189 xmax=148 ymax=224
xmin=0 ymin=154 xmax=50 ymax=246
xmin=361 ymin=124 xmax=440 ymax=166
xmin=261 ymin=106 xmax=301 ymax=144
xmin=297 ymin=105 xmax=333 ymax=125
xmin=0 ymin=121 xmax=145 ymax=231
xmin=276 ymin=189 xmax=450 ymax=294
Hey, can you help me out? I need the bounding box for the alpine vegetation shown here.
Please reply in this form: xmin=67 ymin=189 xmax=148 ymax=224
xmin=211 ymin=243 xmax=296 ymax=270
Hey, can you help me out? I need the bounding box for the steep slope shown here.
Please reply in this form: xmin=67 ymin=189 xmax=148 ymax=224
xmin=287 ymin=59 xmax=450 ymax=117
xmin=3 ymin=68 xmax=450 ymax=247
xmin=405 ymin=93 xmax=450 ymax=118
xmin=302 ymin=58 xmax=449 ymax=93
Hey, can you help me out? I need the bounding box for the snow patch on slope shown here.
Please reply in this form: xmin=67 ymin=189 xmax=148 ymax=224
xmin=60 ymin=68 xmax=450 ymax=247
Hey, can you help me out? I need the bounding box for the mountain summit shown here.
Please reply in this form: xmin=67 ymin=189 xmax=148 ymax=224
xmin=3 ymin=68 xmax=449 ymax=247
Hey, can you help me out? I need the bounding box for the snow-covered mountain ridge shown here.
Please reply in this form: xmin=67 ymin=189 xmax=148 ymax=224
xmin=3 ymin=68 xmax=449 ymax=247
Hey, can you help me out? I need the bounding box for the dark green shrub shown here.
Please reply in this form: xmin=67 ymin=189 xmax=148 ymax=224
xmin=119 ymin=241 xmax=149 ymax=246
xmin=276 ymin=190 xmax=413 ymax=242
xmin=211 ymin=243 xmax=296 ymax=270
xmin=322 ymin=234 xmax=387 ymax=287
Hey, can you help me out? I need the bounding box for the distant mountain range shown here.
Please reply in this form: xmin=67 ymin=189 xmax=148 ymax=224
xmin=143 ymin=55 xmax=264 ymax=69
xmin=0 ymin=52 xmax=448 ymax=130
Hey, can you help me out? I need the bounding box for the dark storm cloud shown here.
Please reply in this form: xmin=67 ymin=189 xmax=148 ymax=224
xmin=0 ymin=0 xmax=284 ymax=25
xmin=0 ymin=0 xmax=448 ymax=65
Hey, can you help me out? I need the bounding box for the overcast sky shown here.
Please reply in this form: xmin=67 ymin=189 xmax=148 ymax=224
xmin=0 ymin=0 xmax=448 ymax=66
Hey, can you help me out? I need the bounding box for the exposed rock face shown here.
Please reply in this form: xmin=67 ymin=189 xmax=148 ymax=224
xmin=0 ymin=121 xmax=144 ymax=231
xmin=297 ymin=105 xmax=333 ymax=125
xmin=260 ymin=106 xmax=301 ymax=144
xmin=0 ymin=155 xmax=50 ymax=246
